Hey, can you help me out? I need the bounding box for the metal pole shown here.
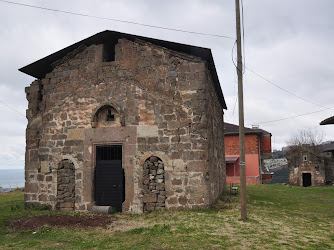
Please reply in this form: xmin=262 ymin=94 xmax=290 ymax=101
xmin=235 ymin=0 xmax=247 ymax=220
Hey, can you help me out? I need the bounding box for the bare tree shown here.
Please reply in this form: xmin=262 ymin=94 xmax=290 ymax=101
xmin=286 ymin=128 xmax=325 ymax=149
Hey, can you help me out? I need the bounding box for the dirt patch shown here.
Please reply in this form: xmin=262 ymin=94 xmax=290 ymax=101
xmin=9 ymin=214 xmax=114 ymax=231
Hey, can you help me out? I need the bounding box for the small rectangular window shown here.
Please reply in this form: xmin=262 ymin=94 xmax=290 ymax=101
xmin=103 ymin=43 xmax=115 ymax=62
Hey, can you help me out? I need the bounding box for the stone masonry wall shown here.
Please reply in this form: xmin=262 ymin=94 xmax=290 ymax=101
xmin=24 ymin=37 xmax=226 ymax=212
xmin=206 ymin=72 xmax=226 ymax=205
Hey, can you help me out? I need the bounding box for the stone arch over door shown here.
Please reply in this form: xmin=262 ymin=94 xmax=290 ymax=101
xmin=91 ymin=102 xmax=125 ymax=127
xmin=142 ymin=156 xmax=166 ymax=212
xmin=57 ymin=159 xmax=75 ymax=211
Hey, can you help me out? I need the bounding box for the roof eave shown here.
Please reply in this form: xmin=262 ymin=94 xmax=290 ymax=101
xmin=320 ymin=116 xmax=334 ymax=125
xmin=19 ymin=30 xmax=227 ymax=109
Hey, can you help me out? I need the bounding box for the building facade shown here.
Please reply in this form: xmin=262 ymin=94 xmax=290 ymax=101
xmin=288 ymin=146 xmax=334 ymax=187
xmin=21 ymin=31 xmax=227 ymax=213
xmin=224 ymin=123 xmax=272 ymax=184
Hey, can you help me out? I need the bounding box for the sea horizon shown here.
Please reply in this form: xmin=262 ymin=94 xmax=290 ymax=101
xmin=0 ymin=169 xmax=25 ymax=188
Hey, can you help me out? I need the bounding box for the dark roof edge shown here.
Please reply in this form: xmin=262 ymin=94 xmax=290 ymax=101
xmin=224 ymin=131 xmax=271 ymax=136
xmin=224 ymin=122 xmax=271 ymax=136
xmin=19 ymin=30 xmax=226 ymax=109
xmin=320 ymin=116 xmax=334 ymax=125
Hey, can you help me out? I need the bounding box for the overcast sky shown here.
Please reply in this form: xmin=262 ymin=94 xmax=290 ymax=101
xmin=0 ymin=0 xmax=333 ymax=169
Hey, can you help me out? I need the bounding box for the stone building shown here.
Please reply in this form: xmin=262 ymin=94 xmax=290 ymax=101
xmin=288 ymin=146 xmax=334 ymax=187
xmin=20 ymin=30 xmax=227 ymax=213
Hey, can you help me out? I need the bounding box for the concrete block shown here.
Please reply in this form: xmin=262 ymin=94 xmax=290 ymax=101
xmin=91 ymin=206 xmax=114 ymax=214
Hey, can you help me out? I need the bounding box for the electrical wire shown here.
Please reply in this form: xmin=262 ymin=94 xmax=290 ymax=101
xmin=246 ymin=66 xmax=330 ymax=109
xmin=225 ymin=72 xmax=239 ymax=122
xmin=254 ymin=106 xmax=334 ymax=125
xmin=227 ymin=94 xmax=238 ymax=122
xmin=0 ymin=100 xmax=26 ymax=118
xmin=1 ymin=0 xmax=330 ymax=126
xmin=0 ymin=0 xmax=235 ymax=40
xmin=231 ymin=40 xmax=238 ymax=69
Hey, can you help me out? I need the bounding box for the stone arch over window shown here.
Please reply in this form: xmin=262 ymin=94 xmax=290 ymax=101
xmin=91 ymin=102 xmax=125 ymax=128
xmin=56 ymin=159 xmax=75 ymax=211
xmin=142 ymin=156 xmax=166 ymax=212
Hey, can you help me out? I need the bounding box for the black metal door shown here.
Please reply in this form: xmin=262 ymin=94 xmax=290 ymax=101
xmin=302 ymin=173 xmax=312 ymax=187
xmin=95 ymin=145 xmax=124 ymax=211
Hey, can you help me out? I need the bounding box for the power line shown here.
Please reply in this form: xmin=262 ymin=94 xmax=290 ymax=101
xmin=246 ymin=66 xmax=330 ymax=109
xmin=0 ymin=0 xmax=235 ymax=40
xmin=225 ymin=74 xmax=238 ymax=122
xmin=0 ymin=100 xmax=26 ymax=118
xmin=254 ymin=106 xmax=334 ymax=125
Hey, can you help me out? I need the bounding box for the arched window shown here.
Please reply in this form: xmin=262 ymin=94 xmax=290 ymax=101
xmin=92 ymin=103 xmax=124 ymax=128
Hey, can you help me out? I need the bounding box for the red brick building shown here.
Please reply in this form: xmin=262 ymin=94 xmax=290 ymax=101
xmin=224 ymin=123 xmax=272 ymax=184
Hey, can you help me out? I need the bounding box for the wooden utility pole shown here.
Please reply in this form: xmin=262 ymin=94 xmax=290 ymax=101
xmin=235 ymin=0 xmax=247 ymax=220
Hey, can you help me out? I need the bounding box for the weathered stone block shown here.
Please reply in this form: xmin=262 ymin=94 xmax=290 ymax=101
xmin=137 ymin=125 xmax=158 ymax=137
xmin=67 ymin=128 xmax=84 ymax=140
xmin=25 ymin=183 xmax=38 ymax=193
xmin=158 ymin=195 xmax=166 ymax=203
xmin=178 ymin=196 xmax=187 ymax=205
xmin=143 ymin=193 xmax=157 ymax=203
xmin=37 ymin=174 xmax=44 ymax=181
xmin=40 ymin=161 xmax=50 ymax=173
xmin=186 ymin=161 xmax=208 ymax=172
xmin=171 ymin=179 xmax=182 ymax=185
xmin=38 ymin=194 xmax=48 ymax=201
xmin=167 ymin=197 xmax=178 ymax=205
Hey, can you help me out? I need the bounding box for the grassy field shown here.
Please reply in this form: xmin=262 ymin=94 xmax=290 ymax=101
xmin=1 ymin=185 xmax=334 ymax=249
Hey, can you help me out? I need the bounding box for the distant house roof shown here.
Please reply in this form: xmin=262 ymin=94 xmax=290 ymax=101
xmin=19 ymin=30 xmax=226 ymax=109
xmin=319 ymin=142 xmax=334 ymax=153
xmin=320 ymin=116 xmax=334 ymax=125
xmin=224 ymin=122 xmax=271 ymax=136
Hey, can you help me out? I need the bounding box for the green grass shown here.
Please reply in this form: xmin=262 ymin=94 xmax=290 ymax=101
xmin=1 ymin=185 xmax=334 ymax=249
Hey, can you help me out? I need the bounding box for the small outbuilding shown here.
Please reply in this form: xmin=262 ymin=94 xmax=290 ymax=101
xmin=288 ymin=146 xmax=334 ymax=187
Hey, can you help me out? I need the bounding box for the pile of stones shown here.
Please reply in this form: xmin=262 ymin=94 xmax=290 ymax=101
xmin=56 ymin=159 xmax=75 ymax=211
xmin=142 ymin=156 xmax=166 ymax=212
